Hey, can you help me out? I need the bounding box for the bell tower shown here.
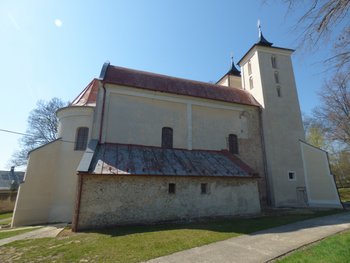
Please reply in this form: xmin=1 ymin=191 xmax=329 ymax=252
xmin=238 ymin=25 xmax=307 ymax=207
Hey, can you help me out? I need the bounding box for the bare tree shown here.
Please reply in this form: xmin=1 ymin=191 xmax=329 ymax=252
xmin=278 ymin=0 xmax=350 ymax=73
xmin=10 ymin=98 xmax=66 ymax=166
xmin=314 ymin=73 xmax=350 ymax=148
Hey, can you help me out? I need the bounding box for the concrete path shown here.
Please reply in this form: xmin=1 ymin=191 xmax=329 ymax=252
xmin=146 ymin=212 xmax=350 ymax=263
xmin=0 ymin=224 xmax=65 ymax=246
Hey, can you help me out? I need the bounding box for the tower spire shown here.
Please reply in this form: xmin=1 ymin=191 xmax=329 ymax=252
xmin=256 ymin=19 xmax=273 ymax=47
xmin=228 ymin=52 xmax=240 ymax=76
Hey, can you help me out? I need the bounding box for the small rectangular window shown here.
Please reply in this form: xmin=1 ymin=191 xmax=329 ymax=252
xmin=288 ymin=171 xmax=296 ymax=181
xmin=201 ymin=183 xmax=208 ymax=194
xmin=168 ymin=183 xmax=176 ymax=194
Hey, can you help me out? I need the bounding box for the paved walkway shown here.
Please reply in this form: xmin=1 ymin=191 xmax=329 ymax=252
xmin=0 ymin=224 xmax=65 ymax=246
xmin=146 ymin=212 xmax=350 ymax=263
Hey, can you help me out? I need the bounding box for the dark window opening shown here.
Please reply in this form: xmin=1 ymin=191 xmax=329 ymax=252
xmin=168 ymin=183 xmax=176 ymax=194
xmin=75 ymin=127 xmax=89 ymax=151
xmin=288 ymin=171 xmax=296 ymax=181
xmin=228 ymin=134 xmax=239 ymax=154
xmin=162 ymin=127 xmax=173 ymax=148
xmin=201 ymin=183 xmax=208 ymax=194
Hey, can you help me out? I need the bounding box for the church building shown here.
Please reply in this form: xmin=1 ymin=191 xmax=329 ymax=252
xmin=12 ymin=30 xmax=342 ymax=231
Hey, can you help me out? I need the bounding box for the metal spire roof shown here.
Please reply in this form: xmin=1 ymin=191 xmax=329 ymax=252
xmin=227 ymin=55 xmax=241 ymax=76
xmin=257 ymin=20 xmax=273 ymax=47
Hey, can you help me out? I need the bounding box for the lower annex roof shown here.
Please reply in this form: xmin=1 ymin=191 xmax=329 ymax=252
xmin=82 ymin=143 xmax=258 ymax=178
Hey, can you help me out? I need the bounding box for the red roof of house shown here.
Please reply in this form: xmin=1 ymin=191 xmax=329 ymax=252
xmin=103 ymin=65 xmax=260 ymax=106
xmin=71 ymin=79 xmax=99 ymax=106
xmin=85 ymin=143 xmax=258 ymax=177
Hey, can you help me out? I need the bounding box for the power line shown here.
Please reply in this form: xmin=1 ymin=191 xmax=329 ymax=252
xmin=0 ymin=128 xmax=76 ymax=144
xmin=0 ymin=129 xmax=33 ymax=137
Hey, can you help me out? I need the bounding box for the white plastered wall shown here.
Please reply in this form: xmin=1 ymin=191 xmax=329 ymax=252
xmin=300 ymin=141 xmax=342 ymax=208
xmin=12 ymin=140 xmax=60 ymax=226
xmin=100 ymin=84 xmax=256 ymax=151
xmin=240 ymin=46 xmax=307 ymax=207
xmin=12 ymin=106 xmax=95 ymax=226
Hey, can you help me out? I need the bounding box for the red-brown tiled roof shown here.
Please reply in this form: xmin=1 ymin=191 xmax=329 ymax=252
xmin=86 ymin=143 xmax=258 ymax=177
xmin=71 ymin=79 xmax=99 ymax=106
xmin=103 ymin=65 xmax=260 ymax=106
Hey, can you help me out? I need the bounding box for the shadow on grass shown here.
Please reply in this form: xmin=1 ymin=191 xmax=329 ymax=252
xmin=83 ymin=209 xmax=346 ymax=238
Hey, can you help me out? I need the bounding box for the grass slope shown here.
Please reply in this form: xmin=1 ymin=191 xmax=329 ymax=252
xmin=338 ymin=188 xmax=350 ymax=202
xmin=278 ymin=230 xmax=350 ymax=263
xmin=0 ymin=211 xmax=340 ymax=263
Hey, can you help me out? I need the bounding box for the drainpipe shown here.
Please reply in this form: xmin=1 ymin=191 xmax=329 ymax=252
xmin=99 ymin=82 xmax=107 ymax=143
xmin=258 ymin=107 xmax=272 ymax=207
xmin=72 ymin=173 xmax=83 ymax=232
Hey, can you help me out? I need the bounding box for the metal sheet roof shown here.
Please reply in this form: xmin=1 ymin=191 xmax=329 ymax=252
xmin=71 ymin=79 xmax=99 ymax=106
xmin=84 ymin=143 xmax=258 ymax=178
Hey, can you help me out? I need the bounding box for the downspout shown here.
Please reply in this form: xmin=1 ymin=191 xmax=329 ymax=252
xmin=99 ymin=82 xmax=107 ymax=143
xmin=72 ymin=173 xmax=83 ymax=232
xmin=258 ymin=106 xmax=272 ymax=207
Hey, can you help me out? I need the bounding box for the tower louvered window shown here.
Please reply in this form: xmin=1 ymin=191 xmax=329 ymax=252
xmin=271 ymin=56 xmax=277 ymax=68
xmin=75 ymin=127 xmax=89 ymax=151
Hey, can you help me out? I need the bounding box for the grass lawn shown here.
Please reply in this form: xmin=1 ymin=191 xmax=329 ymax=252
xmin=0 ymin=210 xmax=342 ymax=263
xmin=277 ymin=230 xmax=350 ymax=263
xmin=0 ymin=227 xmax=42 ymax=240
xmin=0 ymin=212 xmax=13 ymax=226
xmin=0 ymin=212 xmax=13 ymax=220
xmin=338 ymin=188 xmax=350 ymax=202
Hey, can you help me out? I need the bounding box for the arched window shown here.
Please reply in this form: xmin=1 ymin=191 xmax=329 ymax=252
xmin=228 ymin=134 xmax=238 ymax=154
xmin=75 ymin=127 xmax=89 ymax=151
xmin=161 ymin=127 xmax=173 ymax=148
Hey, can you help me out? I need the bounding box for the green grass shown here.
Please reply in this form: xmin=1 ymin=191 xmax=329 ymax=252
xmin=277 ymin=230 xmax=350 ymax=263
xmin=0 ymin=227 xmax=41 ymax=240
xmin=0 ymin=212 xmax=13 ymax=220
xmin=0 ymin=210 xmax=341 ymax=263
xmin=338 ymin=188 xmax=350 ymax=202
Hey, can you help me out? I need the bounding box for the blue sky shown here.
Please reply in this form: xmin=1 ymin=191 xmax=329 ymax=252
xmin=0 ymin=0 xmax=333 ymax=170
